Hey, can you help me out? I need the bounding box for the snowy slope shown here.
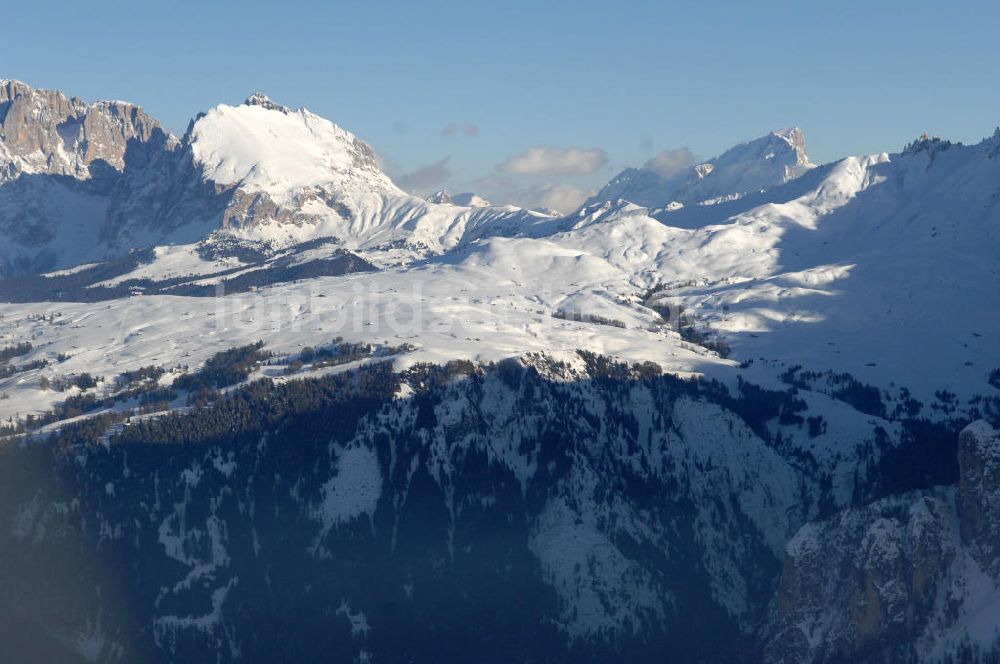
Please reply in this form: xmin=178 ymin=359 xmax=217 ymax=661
xmin=1 ymin=80 xmax=998 ymax=423
xmin=185 ymin=95 xmax=550 ymax=257
xmin=519 ymin=135 xmax=998 ymax=405
xmin=643 ymin=137 xmax=1000 ymax=404
xmin=590 ymin=127 xmax=815 ymax=209
xmin=3 ymin=129 xmax=999 ymax=423
xmin=189 ymin=95 xmax=391 ymax=201
xmin=0 ymin=82 xmax=548 ymax=275
xmin=3 ymin=80 xmax=1000 ymax=664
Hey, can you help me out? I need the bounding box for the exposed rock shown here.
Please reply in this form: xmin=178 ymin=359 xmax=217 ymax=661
xmin=243 ymin=91 xmax=290 ymax=113
xmin=427 ymin=189 xmax=452 ymax=204
xmin=0 ymin=79 xmax=162 ymax=179
xmin=959 ymin=421 xmax=1000 ymax=576
xmin=763 ymin=421 xmax=1000 ymax=664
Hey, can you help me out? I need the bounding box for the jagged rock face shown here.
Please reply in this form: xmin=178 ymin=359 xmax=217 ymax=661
xmin=427 ymin=189 xmax=452 ymax=204
xmin=763 ymin=492 xmax=958 ymax=663
xmin=763 ymin=421 xmax=1000 ymax=664
xmin=0 ymin=79 xmax=162 ymax=180
xmin=0 ymin=80 xmax=187 ymax=275
xmin=590 ymin=127 xmax=815 ymax=209
xmin=959 ymin=421 xmax=1000 ymax=576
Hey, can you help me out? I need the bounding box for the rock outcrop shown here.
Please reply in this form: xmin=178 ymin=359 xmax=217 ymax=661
xmin=0 ymin=79 xmax=163 ymax=180
xmin=959 ymin=420 xmax=1000 ymax=576
xmin=764 ymin=421 xmax=1000 ymax=664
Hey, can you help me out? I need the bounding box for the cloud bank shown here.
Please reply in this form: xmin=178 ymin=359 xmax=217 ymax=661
xmin=395 ymin=157 xmax=452 ymax=194
xmin=501 ymin=146 xmax=607 ymax=176
xmin=642 ymin=147 xmax=697 ymax=179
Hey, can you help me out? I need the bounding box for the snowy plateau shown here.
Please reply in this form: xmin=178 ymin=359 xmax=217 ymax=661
xmin=0 ymin=79 xmax=999 ymax=663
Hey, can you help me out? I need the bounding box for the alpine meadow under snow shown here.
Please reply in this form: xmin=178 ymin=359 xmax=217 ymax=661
xmin=0 ymin=78 xmax=999 ymax=663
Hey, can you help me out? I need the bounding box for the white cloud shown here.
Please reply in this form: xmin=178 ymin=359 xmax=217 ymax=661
xmin=501 ymin=146 xmax=607 ymax=176
xmin=394 ymin=158 xmax=451 ymax=194
xmin=643 ymin=147 xmax=697 ymax=179
xmin=474 ymin=175 xmax=592 ymax=214
xmin=519 ymin=183 xmax=593 ymax=213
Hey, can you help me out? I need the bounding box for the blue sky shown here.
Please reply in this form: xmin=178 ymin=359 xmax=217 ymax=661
xmin=5 ymin=0 xmax=999 ymax=209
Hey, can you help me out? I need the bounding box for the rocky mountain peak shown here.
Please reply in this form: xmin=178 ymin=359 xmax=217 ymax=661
xmin=772 ymin=127 xmax=810 ymax=164
xmin=0 ymin=79 xmax=164 ymax=181
xmin=243 ymin=92 xmax=290 ymax=113
xmin=589 ymin=127 xmax=815 ymax=210
xmin=427 ymin=189 xmax=452 ymax=204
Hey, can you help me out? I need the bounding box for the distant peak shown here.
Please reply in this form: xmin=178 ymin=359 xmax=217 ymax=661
xmin=428 ymin=190 xmax=453 ymax=204
xmin=903 ymin=132 xmax=952 ymax=155
xmin=767 ymin=127 xmax=812 ymax=167
xmin=774 ymin=126 xmax=804 ymax=140
xmin=451 ymin=192 xmax=492 ymax=207
xmin=243 ymin=92 xmax=290 ymax=113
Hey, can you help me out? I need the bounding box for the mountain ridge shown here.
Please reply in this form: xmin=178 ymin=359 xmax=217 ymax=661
xmin=0 ymin=80 xmax=547 ymax=275
xmin=1 ymin=78 xmax=1000 ymax=663
xmin=589 ymin=127 xmax=815 ymax=209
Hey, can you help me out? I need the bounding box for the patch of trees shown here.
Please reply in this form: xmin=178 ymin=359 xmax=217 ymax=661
xmin=678 ymin=322 xmax=731 ymax=359
xmin=831 ymin=378 xmax=885 ymax=419
xmin=890 ymin=386 xmax=923 ymax=419
xmin=553 ymin=309 xmax=627 ymax=329
xmin=0 ymin=249 xmax=156 ymax=303
xmin=575 ymin=350 xmax=662 ymax=381
xmin=115 ymin=361 xmax=399 ymax=447
xmin=726 ymin=377 xmax=809 ymax=445
xmin=989 ymin=368 xmax=1000 ymax=390
xmin=196 ymin=235 xmax=278 ymax=263
xmin=0 ymin=358 xmax=47 ymax=379
xmin=40 ymin=373 xmax=100 ymax=392
xmin=116 ymin=365 xmax=166 ymax=387
xmin=284 ymin=338 xmax=414 ymax=375
xmin=0 ymin=246 xmax=375 ymax=303
xmin=807 ymin=415 xmax=827 ymax=438
xmin=173 ymin=342 xmax=271 ymax=394
xmin=0 ymin=342 xmax=32 ymax=363
xmin=14 ymin=375 xmax=175 ymax=436
xmin=161 ymin=252 xmax=376 ymax=297
xmin=781 ymin=365 xmax=886 ymax=419
xmin=857 ymin=418 xmax=965 ymax=503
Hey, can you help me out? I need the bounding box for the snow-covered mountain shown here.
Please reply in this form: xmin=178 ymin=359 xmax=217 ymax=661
xmin=590 ymin=127 xmax=815 ymax=209
xmin=426 ymin=189 xmax=453 ymax=204
xmin=427 ymin=190 xmax=492 ymax=207
xmin=451 ymin=192 xmax=492 ymax=207
xmin=0 ymin=82 xmax=545 ymax=275
xmin=1 ymin=79 xmax=999 ymax=663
